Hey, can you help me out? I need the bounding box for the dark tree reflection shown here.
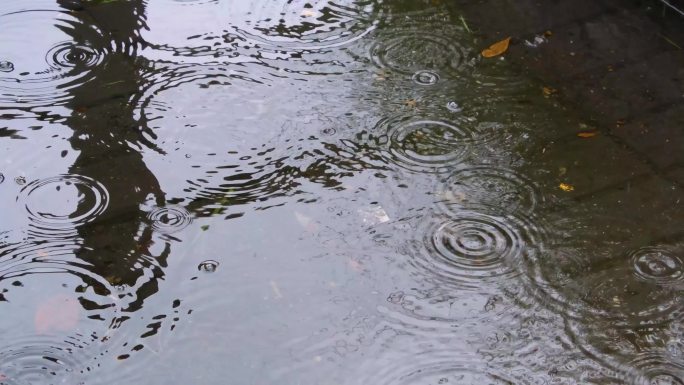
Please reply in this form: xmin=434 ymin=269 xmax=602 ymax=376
xmin=58 ymin=0 xmax=169 ymax=313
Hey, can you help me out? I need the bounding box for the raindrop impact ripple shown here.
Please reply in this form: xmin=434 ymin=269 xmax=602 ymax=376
xmin=408 ymin=212 xmax=545 ymax=289
xmin=17 ymin=174 xmax=109 ymax=237
xmin=147 ymin=205 xmax=193 ymax=234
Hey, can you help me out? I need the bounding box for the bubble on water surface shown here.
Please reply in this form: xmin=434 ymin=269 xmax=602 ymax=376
xmin=0 ymin=173 xmax=4 ymax=184
xmin=17 ymin=174 xmax=109 ymax=237
xmin=319 ymin=126 xmax=337 ymax=136
xmin=412 ymin=70 xmax=439 ymax=86
xmin=14 ymin=176 xmax=26 ymax=186
xmin=446 ymin=101 xmax=462 ymax=113
xmin=147 ymin=205 xmax=192 ymax=234
xmin=630 ymin=246 xmax=683 ymax=285
xmin=198 ymin=260 xmax=219 ymax=272
xmin=438 ymin=166 xmax=541 ymax=216
xmin=0 ymin=61 xmax=13 ymax=72
xmin=409 ymin=212 xmax=545 ymax=289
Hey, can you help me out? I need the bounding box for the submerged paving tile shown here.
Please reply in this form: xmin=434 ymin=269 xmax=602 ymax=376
xmin=453 ymin=0 xmax=620 ymax=38
xmin=549 ymin=173 xmax=684 ymax=248
xmin=613 ymin=104 xmax=684 ymax=171
xmin=514 ymin=8 xmax=675 ymax=80
xmin=519 ymin=132 xmax=652 ymax=203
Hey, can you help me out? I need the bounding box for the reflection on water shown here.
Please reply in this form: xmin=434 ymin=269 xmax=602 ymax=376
xmin=0 ymin=0 xmax=683 ymax=384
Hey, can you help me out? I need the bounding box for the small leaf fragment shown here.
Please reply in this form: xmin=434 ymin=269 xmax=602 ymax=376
xmin=200 ymin=225 xmax=210 ymax=231
xmin=577 ymin=131 xmax=598 ymax=138
xmin=35 ymin=295 xmax=80 ymax=334
xmin=482 ymin=37 xmax=511 ymax=58
xmin=542 ymin=87 xmax=557 ymax=97
xmin=404 ymin=99 xmax=417 ymax=108
xmin=559 ymin=183 xmax=575 ymax=192
xmin=270 ymin=281 xmax=283 ymax=299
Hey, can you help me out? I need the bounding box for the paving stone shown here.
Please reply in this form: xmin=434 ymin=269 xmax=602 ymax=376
xmin=547 ymin=173 xmax=684 ymax=248
xmin=453 ymin=0 xmax=621 ymax=38
xmin=520 ymin=132 xmax=652 ymax=203
xmin=665 ymin=165 xmax=684 ymax=186
xmin=613 ymin=104 xmax=684 ymax=170
xmin=512 ymin=8 xmax=675 ymax=80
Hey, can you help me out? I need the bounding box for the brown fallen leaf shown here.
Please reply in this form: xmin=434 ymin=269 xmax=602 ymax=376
xmin=577 ymin=131 xmax=598 ymax=138
xmin=404 ymin=99 xmax=418 ymax=108
xmin=35 ymin=294 xmax=81 ymax=334
xmin=301 ymin=9 xmax=316 ymax=17
xmin=482 ymin=37 xmax=511 ymax=58
xmin=348 ymin=258 xmax=364 ymax=272
xmin=559 ymin=183 xmax=575 ymax=192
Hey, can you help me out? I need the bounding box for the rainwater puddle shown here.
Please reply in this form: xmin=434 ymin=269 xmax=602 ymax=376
xmin=0 ymin=0 xmax=682 ymax=384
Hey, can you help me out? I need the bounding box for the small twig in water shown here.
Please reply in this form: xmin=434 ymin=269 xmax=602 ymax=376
xmin=658 ymin=32 xmax=682 ymax=50
xmin=459 ymin=15 xmax=472 ymax=33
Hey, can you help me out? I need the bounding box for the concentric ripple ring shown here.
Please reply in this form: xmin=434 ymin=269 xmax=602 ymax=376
xmin=410 ymin=212 xmax=545 ymax=289
xmin=438 ymin=166 xmax=541 ymax=215
xmin=17 ymin=174 xmax=109 ymax=235
xmin=630 ymin=246 xmax=683 ymax=286
xmin=370 ymin=32 xmax=471 ymax=75
xmin=377 ymin=117 xmax=474 ymax=172
xmin=147 ymin=205 xmax=193 ymax=234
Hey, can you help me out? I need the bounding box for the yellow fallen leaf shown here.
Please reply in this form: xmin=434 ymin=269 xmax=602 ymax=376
xmin=559 ymin=183 xmax=575 ymax=192
xmin=542 ymin=87 xmax=557 ymax=97
xmin=482 ymin=37 xmax=511 ymax=58
xmin=577 ymin=131 xmax=598 ymax=138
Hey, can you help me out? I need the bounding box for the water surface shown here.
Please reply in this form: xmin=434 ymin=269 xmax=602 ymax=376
xmin=0 ymin=0 xmax=682 ymax=384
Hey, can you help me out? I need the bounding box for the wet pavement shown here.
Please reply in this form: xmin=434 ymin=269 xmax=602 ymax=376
xmin=0 ymin=0 xmax=683 ymax=384
xmin=454 ymin=0 xmax=684 ymax=185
